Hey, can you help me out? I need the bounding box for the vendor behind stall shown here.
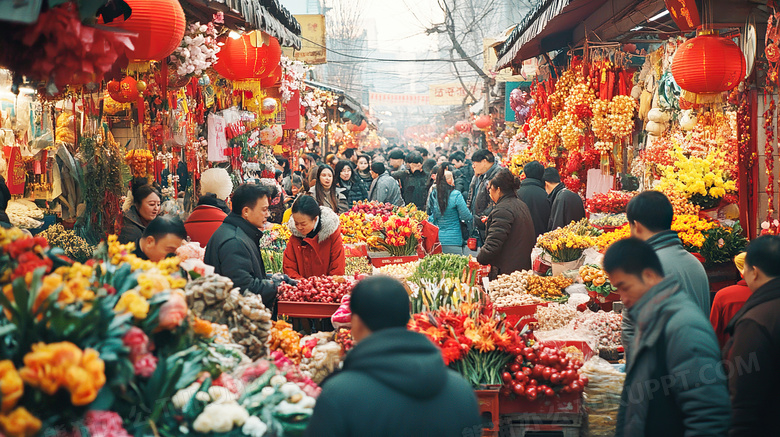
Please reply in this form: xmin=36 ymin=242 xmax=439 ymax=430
xmin=133 ymin=216 xmax=188 ymax=262
xmin=119 ymin=180 xmax=161 ymax=244
xmin=283 ymin=195 xmax=345 ymax=279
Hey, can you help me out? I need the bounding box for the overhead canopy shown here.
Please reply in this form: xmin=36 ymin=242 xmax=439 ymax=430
xmin=494 ymin=0 xmax=609 ymax=70
xmin=183 ymin=0 xmax=301 ymax=49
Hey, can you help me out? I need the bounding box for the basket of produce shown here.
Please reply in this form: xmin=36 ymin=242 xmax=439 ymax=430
xmin=579 ymin=265 xmax=620 ymax=311
xmin=277 ymin=276 xmax=354 ymax=318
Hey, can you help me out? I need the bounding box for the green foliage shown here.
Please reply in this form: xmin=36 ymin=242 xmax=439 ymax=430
xmin=700 ymin=221 xmax=748 ymax=267
xmin=409 ymin=254 xmax=470 ymax=285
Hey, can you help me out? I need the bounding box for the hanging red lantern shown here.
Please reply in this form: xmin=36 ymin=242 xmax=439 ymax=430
xmin=671 ymin=31 xmax=746 ymax=103
xmin=455 ymin=120 xmax=471 ymax=134
xmin=475 ymin=115 xmax=491 ymax=130
xmin=348 ymin=120 xmax=367 ymax=132
xmin=120 ymin=76 xmax=139 ymax=101
xmin=212 ymin=32 xmax=282 ymax=82
xmin=99 ymin=0 xmax=186 ymax=62
xmin=261 ymin=65 xmax=283 ymax=87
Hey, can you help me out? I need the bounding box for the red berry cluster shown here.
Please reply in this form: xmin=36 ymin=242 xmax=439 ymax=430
xmin=278 ymin=276 xmax=353 ymax=303
xmin=500 ymin=342 xmax=588 ymax=401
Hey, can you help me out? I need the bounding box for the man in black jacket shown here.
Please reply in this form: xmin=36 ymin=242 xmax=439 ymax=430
xmin=449 ymin=151 xmax=473 ymax=195
xmin=725 ymin=235 xmax=780 ymax=437
xmin=305 ymin=276 xmax=481 ymax=437
xmin=543 ymin=167 xmax=585 ymax=230
xmin=204 ymin=184 xmax=294 ymax=307
xmin=467 ymin=149 xmax=500 ymax=246
xmin=516 ymin=161 xmax=551 ymax=237
xmin=393 ymin=152 xmax=428 ymax=209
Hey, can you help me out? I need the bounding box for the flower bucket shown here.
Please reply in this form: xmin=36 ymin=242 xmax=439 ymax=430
xmin=551 ymin=258 xmax=584 ymax=277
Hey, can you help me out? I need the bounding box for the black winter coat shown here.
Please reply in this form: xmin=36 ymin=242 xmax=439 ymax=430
xmin=453 ymin=162 xmax=473 ymax=194
xmin=476 ymin=193 xmax=535 ymax=279
xmin=467 ymin=163 xmax=501 ymax=241
xmin=394 ymin=169 xmax=429 ymax=210
xmin=547 ymin=183 xmax=586 ymax=230
xmin=338 ymin=179 xmax=369 ymax=209
xmin=118 ymin=206 xmax=147 ymax=244
xmin=725 ymin=277 xmax=780 ymax=437
xmin=0 ymin=175 xmax=10 ymax=224
xmin=204 ymin=213 xmax=279 ymax=307
xmin=304 ymin=327 xmax=481 ymax=437
xmin=516 ymin=177 xmax=551 ymax=237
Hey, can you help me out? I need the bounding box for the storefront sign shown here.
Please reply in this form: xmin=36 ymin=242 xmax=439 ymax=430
xmin=291 ymin=15 xmax=326 ymax=64
xmin=369 ymin=92 xmax=429 ymax=107
xmin=428 ymin=83 xmax=482 ymax=106
xmin=664 ymin=0 xmax=699 ymax=31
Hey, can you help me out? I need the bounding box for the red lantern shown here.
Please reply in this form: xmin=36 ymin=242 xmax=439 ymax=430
xmin=349 ymin=120 xmax=367 ymax=132
xmin=99 ymin=0 xmax=185 ymax=62
xmin=671 ymin=32 xmax=746 ymax=103
xmin=455 ymin=121 xmax=471 ymax=134
xmin=475 ymin=115 xmax=491 ymax=130
xmin=212 ymin=32 xmax=282 ymax=81
xmin=120 ymin=76 xmax=139 ymax=101
xmin=261 ymin=65 xmax=283 ymax=87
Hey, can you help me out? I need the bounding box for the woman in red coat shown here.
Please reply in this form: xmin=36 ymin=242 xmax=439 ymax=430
xmin=283 ymin=195 xmax=345 ymax=279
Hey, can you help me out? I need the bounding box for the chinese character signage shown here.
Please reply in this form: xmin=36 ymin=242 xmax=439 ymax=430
xmin=292 ymin=15 xmax=326 ymax=64
xmin=369 ymin=92 xmax=429 ymax=107
xmin=428 ymin=83 xmax=482 ymax=106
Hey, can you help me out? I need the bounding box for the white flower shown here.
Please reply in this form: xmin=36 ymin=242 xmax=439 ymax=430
xmin=242 ymin=416 xmax=268 ymax=437
xmin=762 ymin=221 xmax=770 ymax=230
xmin=200 ymin=24 xmax=208 ymax=33
xmin=193 ymin=402 xmax=250 ymax=433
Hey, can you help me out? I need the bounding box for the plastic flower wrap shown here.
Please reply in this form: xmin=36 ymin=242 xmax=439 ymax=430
xmin=176 ymin=241 xmax=206 ymax=261
xmin=170 ymin=21 xmax=221 ymax=78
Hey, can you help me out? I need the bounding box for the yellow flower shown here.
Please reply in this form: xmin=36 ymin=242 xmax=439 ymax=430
xmin=0 ymin=407 xmax=41 ymax=437
xmin=114 ymin=290 xmax=150 ymax=319
xmin=0 ymin=361 xmax=23 ymax=413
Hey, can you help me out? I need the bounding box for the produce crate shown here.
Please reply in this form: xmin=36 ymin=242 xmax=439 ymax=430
xmin=498 ymin=303 xmax=548 ymax=329
xmin=541 ymin=340 xmax=595 ymax=362
xmin=368 ymin=254 xmax=419 ymax=268
xmin=499 ymin=391 xmax=582 ymax=416
xmin=276 ymin=301 xmax=341 ymax=318
xmin=475 ymin=389 xmax=500 ymax=436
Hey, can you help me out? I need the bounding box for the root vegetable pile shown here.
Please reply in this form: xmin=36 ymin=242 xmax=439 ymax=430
xmin=500 ymin=331 xmax=588 ymax=401
xmin=299 ymin=332 xmax=344 ymax=383
xmin=535 ymin=303 xmax=578 ymax=331
xmin=278 ymin=276 xmax=353 ymax=303
xmin=524 ymin=275 xmax=573 ymax=301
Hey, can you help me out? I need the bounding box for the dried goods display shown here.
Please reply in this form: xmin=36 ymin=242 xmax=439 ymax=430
xmin=581 ymin=357 xmax=626 ymax=437
xmin=344 ymin=256 xmax=372 ymax=276
xmin=535 ymin=303 xmax=579 ymax=331
xmin=299 ymin=332 xmax=344 ymax=383
xmin=124 ymin=148 xmax=155 ymax=178
xmin=374 ymin=260 xmax=419 ymax=278
xmin=571 ymin=311 xmax=623 ymax=349
xmin=524 ymin=275 xmax=573 ymax=301
xmin=267 ymin=320 xmax=303 ymax=364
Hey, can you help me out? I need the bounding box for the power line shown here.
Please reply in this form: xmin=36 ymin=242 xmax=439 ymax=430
xmin=300 ymin=35 xmax=484 ymax=62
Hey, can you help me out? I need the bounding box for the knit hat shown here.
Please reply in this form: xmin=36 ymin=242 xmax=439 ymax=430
xmin=523 ymin=161 xmax=544 ymax=181
xmin=350 ymin=276 xmax=410 ymax=332
xmin=201 ymin=168 xmax=233 ymax=200
xmin=542 ymin=167 xmax=561 ymax=183
xmin=734 ymin=252 xmax=746 ymax=276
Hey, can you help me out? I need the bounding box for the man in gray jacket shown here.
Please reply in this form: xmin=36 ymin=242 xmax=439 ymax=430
xmin=604 ymin=238 xmax=730 ymax=437
xmin=368 ymin=162 xmax=404 ymax=206
xmin=622 ymin=191 xmax=710 ymax=363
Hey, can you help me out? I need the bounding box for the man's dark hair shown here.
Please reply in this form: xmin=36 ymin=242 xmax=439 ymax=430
xmin=414 ymin=146 xmax=429 ymax=158
xmin=523 ymin=161 xmax=544 ymax=180
xmin=405 ymin=152 xmax=423 ymax=164
xmin=388 ymin=148 xmax=405 ymax=160
xmin=198 ymin=193 xmax=230 ymax=214
xmin=422 ymin=158 xmax=437 ymax=175
xmin=231 ymin=183 xmax=277 ymax=214
xmin=449 ymin=151 xmax=466 ymax=163
xmin=603 ymin=238 xmax=664 ymax=277
xmin=142 ymin=215 xmax=187 ymax=240
xmin=371 ymin=162 xmax=385 ymax=175
xmin=343 ymin=148 xmax=356 ymax=159
xmin=542 ymin=167 xmax=561 ymax=183
xmin=471 ymin=149 xmax=494 ymax=163
xmin=626 ymin=191 xmax=674 ymax=233
xmin=350 ymin=276 xmax=411 ymax=331
xmin=276 ymin=157 xmax=290 ymax=174
xmin=745 ymin=235 xmax=780 ymax=278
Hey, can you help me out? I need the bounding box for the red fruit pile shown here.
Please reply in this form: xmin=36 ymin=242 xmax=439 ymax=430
xmin=349 ymin=200 xmax=395 ymax=216
xmin=278 ymin=276 xmax=353 ymax=303
xmin=500 ymin=342 xmax=588 ymax=401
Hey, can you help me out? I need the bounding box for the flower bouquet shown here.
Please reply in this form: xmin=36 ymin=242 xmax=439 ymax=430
xmin=536 ymin=219 xmax=599 ymax=263
xmin=671 ymin=214 xmax=716 ymax=251
xmin=339 ymin=211 xmax=373 ymax=244
xmin=596 ymin=224 xmax=631 ymax=251
xmin=699 ymin=221 xmax=748 ymax=267
xmin=586 ymin=191 xmax=636 ymax=214
xmin=409 ymin=301 xmax=525 ymax=388
xmin=368 ymin=215 xmax=423 ymax=256
xmin=657 ymin=148 xmax=737 ymax=209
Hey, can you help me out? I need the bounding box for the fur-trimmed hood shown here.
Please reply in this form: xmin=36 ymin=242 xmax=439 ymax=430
xmin=287 ymin=205 xmax=340 ymax=242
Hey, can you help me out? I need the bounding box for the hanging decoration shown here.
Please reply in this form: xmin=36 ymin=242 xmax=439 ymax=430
xmin=99 ymin=0 xmax=186 ymax=66
xmin=475 ymin=115 xmax=492 ymax=130
xmin=765 ymin=100 xmax=775 ymax=220
xmin=279 ymin=55 xmax=308 ymax=103
xmin=261 ymin=97 xmax=278 ymax=115
xmin=671 ymin=31 xmax=746 ymax=103
xmin=260 ymin=124 xmax=283 ymax=146
xmin=170 ymin=19 xmax=221 ymax=79
xmin=455 ymin=120 xmax=471 ymax=134
xmin=212 ymin=31 xmax=282 ymax=88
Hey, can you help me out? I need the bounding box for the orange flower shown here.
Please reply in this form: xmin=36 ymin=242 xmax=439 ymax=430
xmin=19 ymin=342 xmax=105 ymax=406
xmin=0 ymin=407 xmax=41 ymax=437
xmin=0 ymin=361 xmax=23 ymax=413
xmin=192 ymin=317 xmax=214 ymax=338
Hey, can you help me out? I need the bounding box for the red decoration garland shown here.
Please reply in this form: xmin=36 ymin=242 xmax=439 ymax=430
xmin=765 ymin=98 xmax=776 ymax=219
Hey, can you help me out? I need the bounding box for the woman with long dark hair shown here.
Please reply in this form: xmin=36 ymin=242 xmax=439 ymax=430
xmin=426 ymin=164 xmax=472 ymax=254
xmin=334 ymin=160 xmax=368 ymax=208
xmin=119 ymin=179 xmax=161 ymax=244
xmin=477 ymin=168 xmax=535 ymax=279
xmin=309 ymin=165 xmax=348 ymax=213
xmin=356 ymin=154 xmax=373 ymax=185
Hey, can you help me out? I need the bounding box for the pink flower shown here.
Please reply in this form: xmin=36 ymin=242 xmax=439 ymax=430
xmin=83 ymin=411 xmax=131 ymax=437
xmin=133 ymin=353 xmax=158 ymax=378
xmin=157 ymin=292 xmax=188 ymax=330
xmin=122 ymin=326 xmax=150 ymax=358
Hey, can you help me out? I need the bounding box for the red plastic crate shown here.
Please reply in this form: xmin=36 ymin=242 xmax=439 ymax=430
xmin=499 ymin=303 xmax=548 ymax=329
xmin=499 ymin=391 xmax=582 ymax=415
xmin=475 ymin=389 xmax=500 ymax=435
xmin=277 ymin=301 xmax=341 ymax=318
xmin=369 ymin=254 xmax=419 ymax=268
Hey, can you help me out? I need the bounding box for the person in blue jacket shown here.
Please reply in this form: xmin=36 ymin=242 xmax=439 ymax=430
xmin=426 ymin=164 xmax=472 ymax=254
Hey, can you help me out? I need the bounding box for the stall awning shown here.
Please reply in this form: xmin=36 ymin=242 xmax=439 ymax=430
xmin=304 ymin=80 xmax=368 ymax=124
xmin=494 ymin=0 xmax=608 ymax=70
xmin=183 ymin=0 xmax=301 ymax=49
